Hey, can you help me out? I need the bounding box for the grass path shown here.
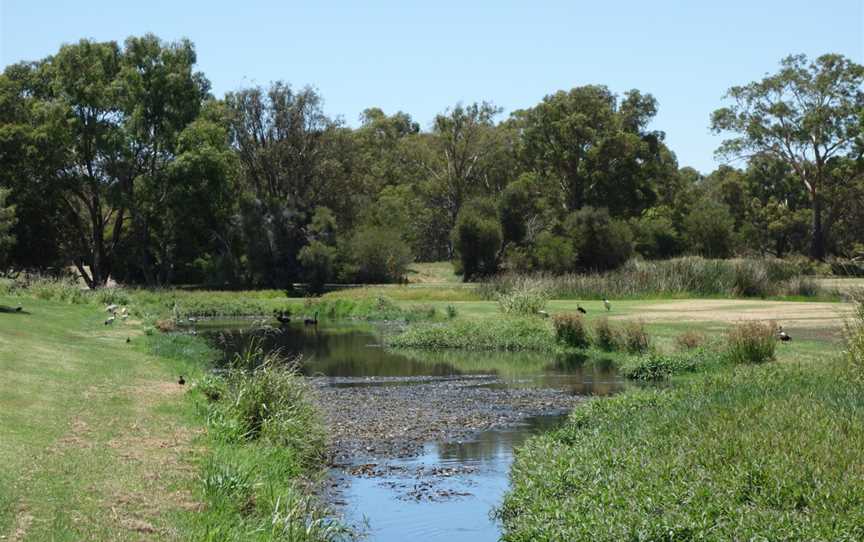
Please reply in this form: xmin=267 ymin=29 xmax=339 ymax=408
xmin=0 ymin=297 xmax=199 ymax=541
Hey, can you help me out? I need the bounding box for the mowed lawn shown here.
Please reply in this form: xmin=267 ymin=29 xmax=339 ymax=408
xmin=0 ymin=297 xmax=199 ymax=541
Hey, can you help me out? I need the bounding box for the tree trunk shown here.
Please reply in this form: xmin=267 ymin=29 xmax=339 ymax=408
xmin=810 ymin=191 xmax=825 ymax=261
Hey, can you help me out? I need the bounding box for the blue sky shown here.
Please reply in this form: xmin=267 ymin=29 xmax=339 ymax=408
xmin=1 ymin=0 xmax=862 ymax=173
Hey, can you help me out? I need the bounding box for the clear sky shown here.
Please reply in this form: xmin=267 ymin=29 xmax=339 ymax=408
xmin=1 ymin=0 xmax=862 ymax=173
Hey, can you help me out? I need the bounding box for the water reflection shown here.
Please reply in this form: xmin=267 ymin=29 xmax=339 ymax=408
xmin=202 ymin=320 xmax=625 ymax=396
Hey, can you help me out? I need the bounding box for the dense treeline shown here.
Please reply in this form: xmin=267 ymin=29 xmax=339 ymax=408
xmin=1 ymin=35 xmax=862 ymax=288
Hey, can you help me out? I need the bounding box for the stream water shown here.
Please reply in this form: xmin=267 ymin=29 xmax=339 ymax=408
xmin=203 ymin=321 xmax=626 ymax=541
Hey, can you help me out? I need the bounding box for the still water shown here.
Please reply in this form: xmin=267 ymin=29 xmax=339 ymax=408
xmin=203 ymin=321 xmax=625 ymax=541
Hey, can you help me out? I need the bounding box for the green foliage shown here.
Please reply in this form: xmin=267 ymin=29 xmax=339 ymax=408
xmin=344 ymin=225 xmax=412 ymax=284
xmin=532 ymin=232 xmax=574 ymax=273
xmin=0 ymin=188 xmax=15 ymax=265
xmin=501 ymin=361 xmax=864 ymax=540
xmin=631 ymin=207 xmax=681 ymax=259
xmin=726 ymin=321 xmax=777 ymax=364
xmin=675 ymin=329 xmax=706 ymax=350
xmin=552 ymin=313 xmax=590 ymax=348
xmin=564 ymin=207 xmax=633 ymax=272
xmin=593 ymin=317 xmax=619 ymax=351
xmin=389 ymin=318 xmax=554 ymax=351
xmin=497 ymin=277 xmax=549 ymax=315
xmin=620 ymin=321 xmax=651 ymax=353
xmin=298 ymin=241 xmax=337 ymax=293
xmin=620 ymin=348 xmax=723 ymax=380
xmin=846 ymin=291 xmax=864 ymax=378
xmin=683 ymin=198 xmax=736 ymax=257
xmin=453 ymin=199 xmax=502 ymax=280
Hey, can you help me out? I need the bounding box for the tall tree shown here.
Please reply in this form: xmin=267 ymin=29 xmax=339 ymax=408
xmin=711 ymin=53 xmax=864 ymax=260
xmin=0 ymin=187 xmax=16 ymax=267
xmin=516 ymin=86 xmax=669 ymax=215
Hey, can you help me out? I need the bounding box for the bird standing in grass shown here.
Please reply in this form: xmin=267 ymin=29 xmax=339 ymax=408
xmin=603 ymin=299 xmax=611 ymax=311
xmin=105 ymin=315 xmax=115 ymax=325
xmin=106 ymin=304 xmax=119 ymax=313
xmin=15 ymin=305 xmax=22 ymax=312
xmin=576 ymin=305 xmax=587 ymax=314
xmin=778 ymin=326 xmax=792 ymax=342
xmin=178 ymin=375 xmax=185 ymax=386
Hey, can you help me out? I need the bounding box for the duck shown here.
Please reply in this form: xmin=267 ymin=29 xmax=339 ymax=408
xmin=778 ymin=326 xmax=792 ymax=342
xmin=178 ymin=375 xmax=186 ymax=386
xmin=304 ymin=311 xmax=319 ymax=326
xmin=126 ymin=337 xmax=131 ymax=344
xmin=576 ymin=305 xmax=587 ymax=314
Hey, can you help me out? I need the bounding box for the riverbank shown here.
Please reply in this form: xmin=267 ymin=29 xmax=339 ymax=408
xmin=497 ymin=295 xmax=864 ymax=541
xmin=0 ymin=295 xmax=340 ymax=541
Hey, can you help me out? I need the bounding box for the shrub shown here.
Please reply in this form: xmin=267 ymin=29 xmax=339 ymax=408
xmin=683 ymin=199 xmax=736 ymax=258
xmin=847 ymin=291 xmax=864 ymax=378
xmin=564 ymin=207 xmax=633 ymax=272
xmin=298 ymin=240 xmax=337 ymax=293
xmin=783 ymin=276 xmax=822 ymax=297
xmin=344 ymin=225 xmax=412 ymax=283
xmin=593 ymin=317 xmax=619 ymax=351
xmin=497 ymin=277 xmax=549 ymax=315
xmin=453 ymin=199 xmax=502 ymax=280
xmin=552 ymin=313 xmax=590 ymax=348
xmin=726 ymin=321 xmax=777 ymax=364
xmin=675 ymin=330 xmax=706 ymax=350
xmin=621 ymin=321 xmax=651 ymax=353
xmin=732 ymin=259 xmax=771 ymax=297
xmin=445 ymin=304 xmax=458 ymax=319
xmin=533 ymin=232 xmax=575 ymax=273
xmin=155 ymin=319 xmax=176 ymax=332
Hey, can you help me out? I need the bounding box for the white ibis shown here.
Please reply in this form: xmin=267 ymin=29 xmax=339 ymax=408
xmin=603 ymin=299 xmax=611 ymax=311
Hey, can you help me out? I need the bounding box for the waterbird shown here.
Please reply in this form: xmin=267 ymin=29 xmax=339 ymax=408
xmin=576 ymin=305 xmax=587 ymax=314
xmin=304 ymin=311 xmax=319 ymax=326
xmin=537 ymin=310 xmax=549 ymax=318
xmin=178 ymin=375 xmax=185 ymax=386
xmin=105 ymin=315 xmax=115 ymax=325
xmin=126 ymin=337 xmax=131 ymax=344
xmin=778 ymin=326 xmax=792 ymax=342
xmin=603 ymin=299 xmax=611 ymax=311
xmin=106 ymin=304 xmax=119 ymax=313
xmin=15 ymin=305 xmax=22 ymax=312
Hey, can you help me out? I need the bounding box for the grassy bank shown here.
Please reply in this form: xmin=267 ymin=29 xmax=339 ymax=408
xmin=499 ymin=359 xmax=864 ymax=540
xmin=0 ymin=292 xmax=340 ymax=541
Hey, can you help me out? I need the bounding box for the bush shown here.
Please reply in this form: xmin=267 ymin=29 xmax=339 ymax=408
xmin=445 ymin=304 xmax=458 ymax=319
xmin=675 ymin=330 xmax=706 ymax=350
xmin=847 ymin=291 xmax=864 ymax=378
xmin=683 ymin=199 xmax=736 ymax=258
xmin=453 ymin=199 xmax=502 ymax=280
xmin=732 ymin=259 xmax=771 ymax=297
xmin=344 ymin=225 xmax=412 ymax=283
xmin=726 ymin=321 xmax=777 ymax=364
xmin=593 ymin=317 xmax=619 ymax=351
xmin=621 ymin=321 xmax=651 ymax=353
xmin=783 ymin=276 xmax=822 ymax=297
xmin=497 ymin=277 xmax=549 ymax=315
xmin=564 ymin=207 xmax=633 ymax=272
xmin=533 ymin=232 xmax=575 ymax=273
xmin=552 ymin=313 xmax=590 ymax=348
xmin=298 ymin=241 xmax=337 ymax=293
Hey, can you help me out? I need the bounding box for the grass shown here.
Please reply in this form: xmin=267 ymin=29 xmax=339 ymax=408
xmin=0 ymin=292 xmax=341 ymax=541
xmin=388 ymin=317 xmax=555 ymax=351
xmin=499 ymin=358 xmax=864 ymax=541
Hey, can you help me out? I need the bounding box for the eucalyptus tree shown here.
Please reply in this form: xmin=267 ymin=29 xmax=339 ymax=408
xmin=515 ymin=86 xmax=670 ymax=216
xmin=711 ymin=53 xmax=864 ymax=260
xmin=0 ymin=188 xmax=15 ymax=267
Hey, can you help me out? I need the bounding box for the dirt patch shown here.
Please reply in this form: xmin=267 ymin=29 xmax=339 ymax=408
xmin=9 ymin=506 xmax=33 ymax=542
xmin=612 ymin=299 xmax=851 ymax=330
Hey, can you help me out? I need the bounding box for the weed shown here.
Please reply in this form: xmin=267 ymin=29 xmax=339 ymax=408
xmin=675 ymin=329 xmax=706 ymax=350
xmin=552 ymin=313 xmax=590 ymax=348
xmin=726 ymin=320 xmax=777 ymax=364
xmin=593 ymin=317 xmax=619 ymax=351
xmin=497 ymin=277 xmax=549 ymax=315
xmin=621 ymin=321 xmax=651 ymax=353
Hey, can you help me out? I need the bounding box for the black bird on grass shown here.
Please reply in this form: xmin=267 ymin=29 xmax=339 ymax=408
xmin=126 ymin=337 xmax=131 ymax=344
xmin=778 ymin=326 xmax=792 ymax=342
xmin=576 ymin=304 xmax=587 ymax=314
xmin=178 ymin=375 xmax=186 ymax=386
xmin=15 ymin=305 xmax=22 ymax=312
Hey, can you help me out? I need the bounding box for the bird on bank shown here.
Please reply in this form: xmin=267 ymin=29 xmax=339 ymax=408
xmin=126 ymin=337 xmax=131 ymax=344
xmin=576 ymin=305 xmax=587 ymax=314
xmin=105 ymin=315 xmax=115 ymax=325
xmin=106 ymin=304 xmax=119 ymax=314
xmin=178 ymin=375 xmax=185 ymax=386
xmin=15 ymin=305 xmax=22 ymax=312
xmin=537 ymin=310 xmax=549 ymax=318
xmin=603 ymin=299 xmax=611 ymax=311
xmin=778 ymin=326 xmax=792 ymax=342
xmin=304 ymin=311 xmax=319 ymax=326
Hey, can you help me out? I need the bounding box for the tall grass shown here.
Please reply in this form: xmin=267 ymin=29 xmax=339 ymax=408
xmin=726 ymin=320 xmax=777 ymax=364
xmin=846 ymin=290 xmax=864 ymax=379
xmin=480 ymin=257 xmax=824 ymax=300
xmin=388 ymin=318 xmax=554 ymax=351
xmin=497 ymin=277 xmax=550 ymax=315
xmin=552 ymin=313 xmax=590 ymax=348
